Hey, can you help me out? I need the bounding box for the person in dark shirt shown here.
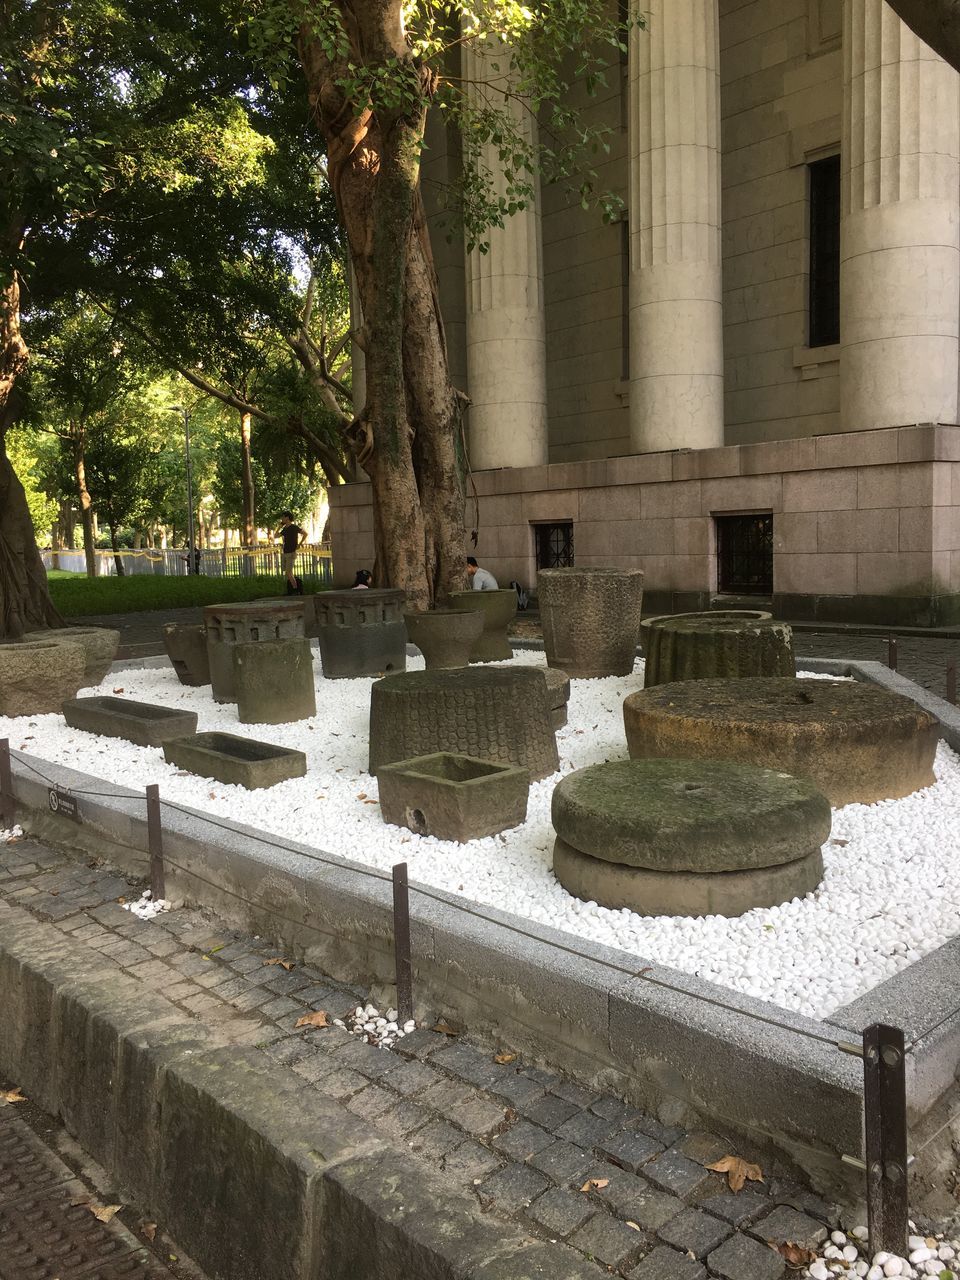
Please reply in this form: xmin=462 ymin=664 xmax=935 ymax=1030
xmin=276 ymin=511 xmax=307 ymax=595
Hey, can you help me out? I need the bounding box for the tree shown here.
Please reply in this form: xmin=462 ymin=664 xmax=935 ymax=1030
xmin=251 ymin=1 xmax=635 ymax=608
xmin=885 ymin=1 xmax=960 ymax=69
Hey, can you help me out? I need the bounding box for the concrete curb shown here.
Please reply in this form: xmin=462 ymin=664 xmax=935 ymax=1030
xmin=0 ymin=901 xmax=601 ymax=1280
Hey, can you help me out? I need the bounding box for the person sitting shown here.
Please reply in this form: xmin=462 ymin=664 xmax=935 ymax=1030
xmin=466 ymin=556 xmax=499 ymax=591
xmin=352 ymin=569 xmax=372 ymax=589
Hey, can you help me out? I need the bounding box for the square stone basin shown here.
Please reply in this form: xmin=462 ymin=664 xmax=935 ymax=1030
xmin=377 ymin=751 xmax=529 ymax=843
xmin=163 ymin=731 xmax=307 ymax=789
xmin=62 ymin=696 xmax=198 ymax=748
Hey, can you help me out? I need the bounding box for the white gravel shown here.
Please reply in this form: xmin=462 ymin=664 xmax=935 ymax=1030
xmin=3 ymin=651 xmax=959 ymax=1023
xmin=803 ymin=1224 xmax=960 ymax=1278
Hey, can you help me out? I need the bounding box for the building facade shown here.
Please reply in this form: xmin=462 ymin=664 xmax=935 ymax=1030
xmin=331 ymin=0 xmax=960 ymax=625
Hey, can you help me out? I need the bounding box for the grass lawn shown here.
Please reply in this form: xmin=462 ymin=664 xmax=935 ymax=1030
xmin=48 ymin=573 xmax=327 ymax=616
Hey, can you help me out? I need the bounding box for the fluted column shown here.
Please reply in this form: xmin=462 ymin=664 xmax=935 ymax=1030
xmin=628 ymin=0 xmax=724 ymax=453
xmin=463 ymin=35 xmax=548 ymax=470
xmin=841 ymin=1 xmax=960 ymax=428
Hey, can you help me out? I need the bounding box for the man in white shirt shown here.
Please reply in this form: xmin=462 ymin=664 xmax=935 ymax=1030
xmin=466 ymin=556 xmax=499 ymax=590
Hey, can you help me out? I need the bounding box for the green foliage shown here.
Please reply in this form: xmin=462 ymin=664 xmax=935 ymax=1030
xmin=211 ymin=431 xmax=319 ymax=529
xmin=4 ymin=428 xmax=58 ymax=536
xmin=48 ymin=571 xmax=329 ymax=615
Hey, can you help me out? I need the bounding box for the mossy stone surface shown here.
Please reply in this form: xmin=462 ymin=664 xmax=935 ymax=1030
xmin=641 ymin=611 xmax=794 ymax=688
xmin=551 ymin=758 xmax=830 ymax=872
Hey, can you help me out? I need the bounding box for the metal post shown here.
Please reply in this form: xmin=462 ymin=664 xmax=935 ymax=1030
xmin=887 ymin=636 xmax=898 ymax=671
xmin=863 ymin=1023 xmax=908 ymax=1258
xmin=947 ymin=659 xmax=957 ymax=706
xmin=392 ymin=862 xmax=413 ymax=1025
xmin=146 ymin=784 xmax=166 ymax=900
xmin=0 ymin=739 xmax=14 ymax=828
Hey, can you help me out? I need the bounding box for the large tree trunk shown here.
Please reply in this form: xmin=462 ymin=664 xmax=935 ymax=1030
xmin=108 ymin=522 xmax=124 ymax=576
xmin=72 ymin=436 xmax=97 ymax=579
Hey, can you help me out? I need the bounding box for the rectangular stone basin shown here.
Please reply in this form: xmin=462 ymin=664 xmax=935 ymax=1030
xmin=378 ymin=752 xmax=528 ymax=843
xmin=163 ymin=731 xmax=307 ymax=789
xmin=62 ymin=696 xmax=198 ymax=748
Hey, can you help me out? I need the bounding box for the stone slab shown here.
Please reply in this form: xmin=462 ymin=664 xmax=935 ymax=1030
xmin=62 ymin=695 xmax=198 ymax=748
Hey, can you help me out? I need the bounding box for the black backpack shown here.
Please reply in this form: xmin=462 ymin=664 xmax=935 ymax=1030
xmin=510 ymin=580 xmax=529 ymax=611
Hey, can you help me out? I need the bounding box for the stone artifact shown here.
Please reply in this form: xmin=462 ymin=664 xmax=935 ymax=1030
xmin=234 ymin=637 xmax=316 ymax=725
xmin=162 ymin=623 xmax=211 ymax=687
xmin=204 ymin=600 xmax=305 ymax=703
xmin=315 ymin=588 xmax=407 ymax=678
xmin=538 ymin=567 xmax=644 ymax=678
xmin=624 ymin=677 xmax=939 ymax=806
xmin=378 ymin=752 xmax=529 ymax=842
xmin=449 ymin=589 xmax=516 ymax=662
xmin=641 ymin=611 xmax=795 ymax=687
xmin=163 ymin=731 xmax=307 ymax=789
xmin=403 ymin=609 xmax=483 ymax=670
xmin=495 ymin=664 xmax=571 ymax=729
xmin=551 ymin=758 xmax=830 ymax=917
xmin=0 ymin=640 xmax=85 ymax=716
xmin=369 ymin=667 xmax=558 ymax=779
xmin=22 ymin=626 xmax=120 ymax=686
xmin=62 ymin=696 xmax=198 ymax=748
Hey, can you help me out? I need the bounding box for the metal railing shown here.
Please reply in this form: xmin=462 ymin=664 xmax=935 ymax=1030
xmin=41 ymin=546 xmax=334 ymax=583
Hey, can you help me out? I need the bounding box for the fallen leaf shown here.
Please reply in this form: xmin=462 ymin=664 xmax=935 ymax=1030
xmin=141 ymin=1222 xmax=157 ymax=1242
xmin=625 ymin=1221 xmax=641 ymax=1232
xmin=579 ymin=1177 xmax=609 ymax=1192
xmin=72 ymin=1200 xmax=122 ymax=1223
xmin=1 ymin=1087 xmax=26 ymax=1104
xmin=707 ymin=1155 xmax=764 ymax=1193
xmin=774 ymin=1241 xmax=817 ymax=1269
xmin=356 ymin=792 xmax=368 ymax=800
xmin=263 ymin=957 xmax=295 ymax=971
xmin=363 ymin=799 xmax=378 ymax=805
xmin=116 ymin=897 xmax=126 ymax=905
xmin=112 ymin=687 xmax=124 ymax=694
xmin=295 ymin=1010 xmax=330 ymax=1029
xmin=432 ymin=1020 xmax=458 ymax=1036
xmin=494 ymin=1052 xmax=517 ymax=1065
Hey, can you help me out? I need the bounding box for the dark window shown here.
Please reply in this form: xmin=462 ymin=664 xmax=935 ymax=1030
xmin=716 ymin=514 xmax=773 ymax=596
xmin=535 ymin=522 xmax=574 ymax=570
xmin=808 ymin=154 xmax=841 ymax=347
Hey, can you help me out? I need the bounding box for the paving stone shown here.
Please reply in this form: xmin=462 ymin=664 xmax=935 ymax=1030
xmin=700 ymin=1191 xmax=770 ymax=1228
xmin=525 ymin=1187 xmax=595 ymax=1239
xmin=259 ymin=995 xmax=302 ymax=1021
xmin=304 ymin=1026 xmax=354 ymax=1055
xmin=478 ymin=1163 xmax=550 ymax=1213
xmin=643 ymin=1149 xmax=717 ymax=1198
xmin=766 ymin=1183 xmax=842 ymax=1229
xmin=329 ymin=1038 xmax=397 ymax=1079
xmin=438 ymin=1139 xmax=502 ymax=1184
xmin=264 ymin=1036 xmax=316 ymax=1066
xmin=211 ymin=975 xmax=254 ymax=1001
xmin=226 ymin=986 xmax=267 ymax=1013
xmin=431 ymin=1041 xmax=504 ymax=1088
xmin=452 ymin=1095 xmax=509 ymax=1140
xmin=259 ymin=969 xmax=313 ymax=996
xmin=314 ymin=1067 xmax=368 ymax=1101
xmin=656 ymin=1206 xmax=731 ymax=1258
xmin=346 ymin=1085 xmax=396 ymax=1120
xmin=627 ymin=1244 xmax=707 ymax=1280
xmin=487 ymin=1073 xmax=546 ymax=1110
xmin=633 ymin=1116 xmax=684 ymax=1146
xmin=749 ymin=1205 xmax=830 ymax=1251
xmin=528 ymin=1141 xmax=595 ymax=1187
xmin=521 ymin=1093 xmax=581 ymax=1132
xmin=419 ymin=1077 xmax=476 ymax=1113
xmin=230 ymin=953 xmax=266 ymax=974
xmin=379 ymin=1101 xmax=431 ymax=1139
xmin=382 ymin=1059 xmax=440 ymax=1098
xmin=291 ymin=1053 xmax=329 ymax=1084
xmin=393 ymin=1027 xmax=446 ymax=1060
xmin=407 ymin=1118 xmax=463 ymax=1159
xmin=567 ymin=1212 xmax=645 ymax=1269
xmin=553 ymin=1111 xmax=619 ymax=1150
xmin=181 ymin=993 xmax=226 ymax=1018
xmin=674 ymin=1131 xmax=729 ymax=1167
xmin=297 ymin=984 xmax=354 ymax=1012
xmin=522 ymin=1066 xmax=561 ymax=1088
xmin=585 ymin=1166 xmax=683 ymax=1231
xmin=549 ymin=1080 xmax=600 ymax=1109
xmin=596 ymin=1130 xmax=663 ymax=1174
xmin=590 ymin=1097 xmax=644 ymax=1125
xmin=490 ymin=1121 xmax=554 ymax=1162
xmin=707 ymin=1233 xmax=786 ymax=1280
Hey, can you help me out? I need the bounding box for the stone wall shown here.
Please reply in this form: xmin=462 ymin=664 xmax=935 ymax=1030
xmin=328 ymin=424 xmax=960 ymax=626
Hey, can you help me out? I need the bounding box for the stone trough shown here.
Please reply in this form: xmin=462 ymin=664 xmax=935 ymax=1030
xmin=62 ymin=696 xmax=198 ymax=748
xmin=163 ymin=731 xmax=307 ymax=789
xmin=378 ymin=752 xmax=529 ymax=842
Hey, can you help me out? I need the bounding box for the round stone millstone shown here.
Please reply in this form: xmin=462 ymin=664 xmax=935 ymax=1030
xmin=22 ymin=626 xmax=120 ymax=686
xmin=369 ymin=666 xmax=558 ymax=780
xmin=551 ymin=758 xmax=831 ymax=873
xmin=623 ymin=677 xmax=939 ymax=806
xmin=641 ymin=611 xmax=795 ymax=688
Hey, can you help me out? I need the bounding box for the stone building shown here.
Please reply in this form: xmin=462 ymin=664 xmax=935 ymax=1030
xmin=331 ymin=0 xmax=960 ymax=625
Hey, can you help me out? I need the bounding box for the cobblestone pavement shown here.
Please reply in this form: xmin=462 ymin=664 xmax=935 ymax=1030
xmin=0 ymin=1076 xmax=206 ymax=1279
xmin=1 ymin=833 xmax=850 ymax=1280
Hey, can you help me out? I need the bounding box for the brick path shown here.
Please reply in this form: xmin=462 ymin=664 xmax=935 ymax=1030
xmin=1 ymin=832 xmax=848 ymax=1280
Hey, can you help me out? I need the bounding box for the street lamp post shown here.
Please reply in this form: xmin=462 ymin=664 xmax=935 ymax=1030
xmin=168 ymin=405 xmax=197 ymax=574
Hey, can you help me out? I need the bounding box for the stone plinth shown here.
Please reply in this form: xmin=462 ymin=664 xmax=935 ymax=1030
xmin=641 ymin=612 xmax=795 ymax=688
xmin=378 ymin=752 xmax=529 ymax=842
xmin=449 ymin=590 xmax=516 ymax=662
xmin=538 ymin=567 xmax=644 ymax=678
xmin=368 ymin=667 xmax=558 ymax=780
xmin=22 ymin=627 xmax=119 ymax=686
xmin=551 ymin=758 xmax=829 ymax=917
xmin=404 ymin=610 xmax=483 ymax=670
xmin=0 ymin=640 xmax=85 ymax=716
xmin=315 ymin=589 xmax=407 ymax=679
xmin=62 ymin=696 xmax=198 ymax=748
xmin=234 ymin=638 xmax=316 ymax=725
xmin=204 ymin=600 xmax=305 ymax=704
xmin=623 ymin=677 xmax=939 ymax=806
xmin=163 ymin=731 xmax=306 ymax=789
xmin=162 ymin=624 xmax=211 ymax=687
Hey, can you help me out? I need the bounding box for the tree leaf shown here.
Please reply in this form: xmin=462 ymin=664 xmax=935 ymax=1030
xmin=142 ymin=1222 xmax=158 ymax=1242
xmin=579 ymin=1177 xmax=609 ymax=1192
xmin=1 ymin=1086 xmax=26 ymax=1104
xmin=72 ymin=1200 xmax=123 ymax=1222
xmin=706 ymin=1155 xmax=764 ymax=1193
xmin=263 ymin=957 xmax=294 ymax=971
xmin=493 ymin=1052 xmax=516 ymax=1065
xmin=775 ymin=1241 xmax=817 ymax=1268
xmin=432 ymin=1020 xmax=458 ymax=1036
xmin=295 ymin=1010 xmax=330 ymax=1029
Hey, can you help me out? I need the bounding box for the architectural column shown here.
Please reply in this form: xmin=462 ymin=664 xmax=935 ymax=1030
xmin=628 ymin=0 xmax=724 ymax=454
xmin=463 ymin=36 xmax=548 ymax=470
xmin=841 ymin=1 xmax=960 ymax=428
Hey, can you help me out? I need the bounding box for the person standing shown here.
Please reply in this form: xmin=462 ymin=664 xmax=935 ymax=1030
xmin=466 ymin=556 xmax=499 ymax=590
xmin=276 ymin=511 xmax=307 ymax=595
